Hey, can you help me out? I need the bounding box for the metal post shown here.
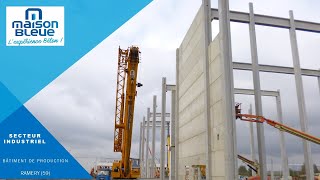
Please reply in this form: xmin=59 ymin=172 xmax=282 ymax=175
xmin=146 ymin=108 xmax=151 ymax=178
xmin=249 ymin=104 xmax=256 ymax=176
xmin=276 ymin=90 xmax=289 ymax=180
xmin=170 ymin=89 xmax=176 ymax=180
xmin=249 ymin=3 xmax=267 ymax=179
xmin=152 ymin=95 xmax=157 ymax=178
xmin=289 ymin=10 xmax=314 ymax=180
xmin=161 ymin=77 xmax=166 ymax=180
xmin=175 ymin=48 xmax=180 ymax=180
xmin=141 ymin=116 xmax=145 ymax=177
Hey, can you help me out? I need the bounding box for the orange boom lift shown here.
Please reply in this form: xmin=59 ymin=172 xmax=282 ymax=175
xmin=235 ymin=103 xmax=320 ymax=145
xmin=235 ymin=103 xmax=320 ymax=180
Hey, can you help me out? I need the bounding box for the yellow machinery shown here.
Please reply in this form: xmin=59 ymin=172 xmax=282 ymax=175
xmin=237 ymin=155 xmax=260 ymax=176
xmin=112 ymin=46 xmax=142 ymax=179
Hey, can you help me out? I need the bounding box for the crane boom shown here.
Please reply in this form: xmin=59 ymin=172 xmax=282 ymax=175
xmin=235 ymin=104 xmax=320 ymax=145
xmin=112 ymin=46 xmax=141 ymax=179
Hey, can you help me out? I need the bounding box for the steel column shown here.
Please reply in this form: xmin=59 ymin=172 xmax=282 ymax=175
xmin=151 ymin=95 xmax=157 ymax=178
xmin=161 ymin=77 xmax=166 ymax=180
xmin=248 ymin=104 xmax=256 ymax=176
xmin=202 ymin=0 xmax=213 ymax=178
xmin=249 ymin=3 xmax=267 ymax=179
xmin=276 ymin=90 xmax=289 ymax=180
xmin=289 ymin=10 xmax=314 ymax=180
xmin=146 ymin=108 xmax=151 ymax=178
xmin=141 ymin=116 xmax=145 ymax=177
xmin=175 ymin=48 xmax=180 ymax=180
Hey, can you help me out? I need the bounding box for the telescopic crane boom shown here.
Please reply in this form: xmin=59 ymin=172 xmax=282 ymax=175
xmin=112 ymin=46 xmax=142 ymax=179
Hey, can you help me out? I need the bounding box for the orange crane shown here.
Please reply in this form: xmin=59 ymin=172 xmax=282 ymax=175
xmin=111 ymin=46 xmax=142 ymax=179
xmin=235 ymin=103 xmax=320 ymax=145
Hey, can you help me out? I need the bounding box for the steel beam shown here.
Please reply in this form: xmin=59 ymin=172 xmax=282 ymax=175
xmin=276 ymin=90 xmax=289 ymax=180
xmin=233 ymin=62 xmax=320 ymax=77
xmin=249 ymin=3 xmax=267 ymax=179
xmin=203 ymin=0 xmax=213 ymax=178
xmin=289 ymin=10 xmax=313 ymax=180
xmin=146 ymin=108 xmax=150 ymax=178
xmin=160 ymin=77 xmax=166 ymax=180
xmin=151 ymin=96 xmax=157 ymax=178
xmin=211 ymin=8 xmax=320 ymax=33
xmin=219 ymin=0 xmax=237 ymax=178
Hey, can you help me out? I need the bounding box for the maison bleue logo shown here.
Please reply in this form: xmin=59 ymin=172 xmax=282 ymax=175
xmin=6 ymin=6 xmax=64 ymax=46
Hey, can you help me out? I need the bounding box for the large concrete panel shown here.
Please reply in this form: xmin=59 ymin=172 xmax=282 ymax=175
xmin=176 ymin=5 xmax=206 ymax=180
xmin=177 ymin=12 xmax=233 ymax=178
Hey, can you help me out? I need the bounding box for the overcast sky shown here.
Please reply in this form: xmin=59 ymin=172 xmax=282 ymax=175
xmin=25 ymin=0 xmax=320 ymax=172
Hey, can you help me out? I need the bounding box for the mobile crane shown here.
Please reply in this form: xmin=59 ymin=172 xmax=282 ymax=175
xmin=111 ymin=46 xmax=142 ymax=179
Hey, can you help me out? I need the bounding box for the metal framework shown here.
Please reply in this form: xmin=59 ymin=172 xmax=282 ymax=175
xmin=113 ymin=48 xmax=129 ymax=152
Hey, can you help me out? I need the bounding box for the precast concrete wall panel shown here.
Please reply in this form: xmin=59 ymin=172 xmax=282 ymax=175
xmin=177 ymin=5 xmax=206 ymax=180
xmin=177 ymin=16 xmax=229 ymax=178
xmin=209 ymin=35 xmax=229 ymax=179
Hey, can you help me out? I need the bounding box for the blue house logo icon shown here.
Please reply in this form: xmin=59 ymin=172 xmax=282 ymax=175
xmin=25 ymin=8 xmax=42 ymax=20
